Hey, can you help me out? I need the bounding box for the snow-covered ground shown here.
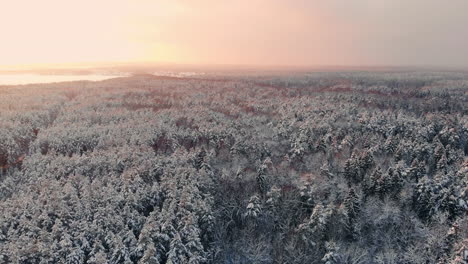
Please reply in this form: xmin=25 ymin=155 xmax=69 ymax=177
xmin=0 ymin=73 xmax=124 ymax=85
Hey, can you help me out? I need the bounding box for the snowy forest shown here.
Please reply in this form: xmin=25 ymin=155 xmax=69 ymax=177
xmin=0 ymin=71 xmax=467 ymax=263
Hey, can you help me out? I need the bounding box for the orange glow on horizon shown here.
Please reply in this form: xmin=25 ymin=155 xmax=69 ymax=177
xmin=0 ymin=0 xmax=358 ymax=68
xmin=1 ymin=0 xmax=468 ymax=69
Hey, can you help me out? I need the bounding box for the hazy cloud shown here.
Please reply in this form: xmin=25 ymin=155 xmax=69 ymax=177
xmin=1 ymin=0 xmax=467 ymax=67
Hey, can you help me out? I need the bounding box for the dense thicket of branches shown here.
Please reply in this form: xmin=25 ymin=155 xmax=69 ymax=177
xmin=0 ymin=72 xmax=467 ymax=263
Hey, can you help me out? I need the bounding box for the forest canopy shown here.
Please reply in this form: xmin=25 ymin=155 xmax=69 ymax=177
xmin=0 ymin=72 xmax=467 ymax=263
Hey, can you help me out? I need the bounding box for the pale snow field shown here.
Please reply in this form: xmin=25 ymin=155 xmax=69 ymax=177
xmin=0 ymin=74 xmax=122 ymax=85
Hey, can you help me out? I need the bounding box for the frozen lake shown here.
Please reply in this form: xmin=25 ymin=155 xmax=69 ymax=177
xmin=0 ymin=74 xmax=122 ymax=85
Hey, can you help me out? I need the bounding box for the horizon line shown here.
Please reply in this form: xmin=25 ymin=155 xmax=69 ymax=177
xmin=1 ymin=61 xmax=468 ymax=73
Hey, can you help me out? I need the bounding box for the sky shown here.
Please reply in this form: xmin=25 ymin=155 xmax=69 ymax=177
xmin=1 ymin=0 xmax=468 ymax=69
